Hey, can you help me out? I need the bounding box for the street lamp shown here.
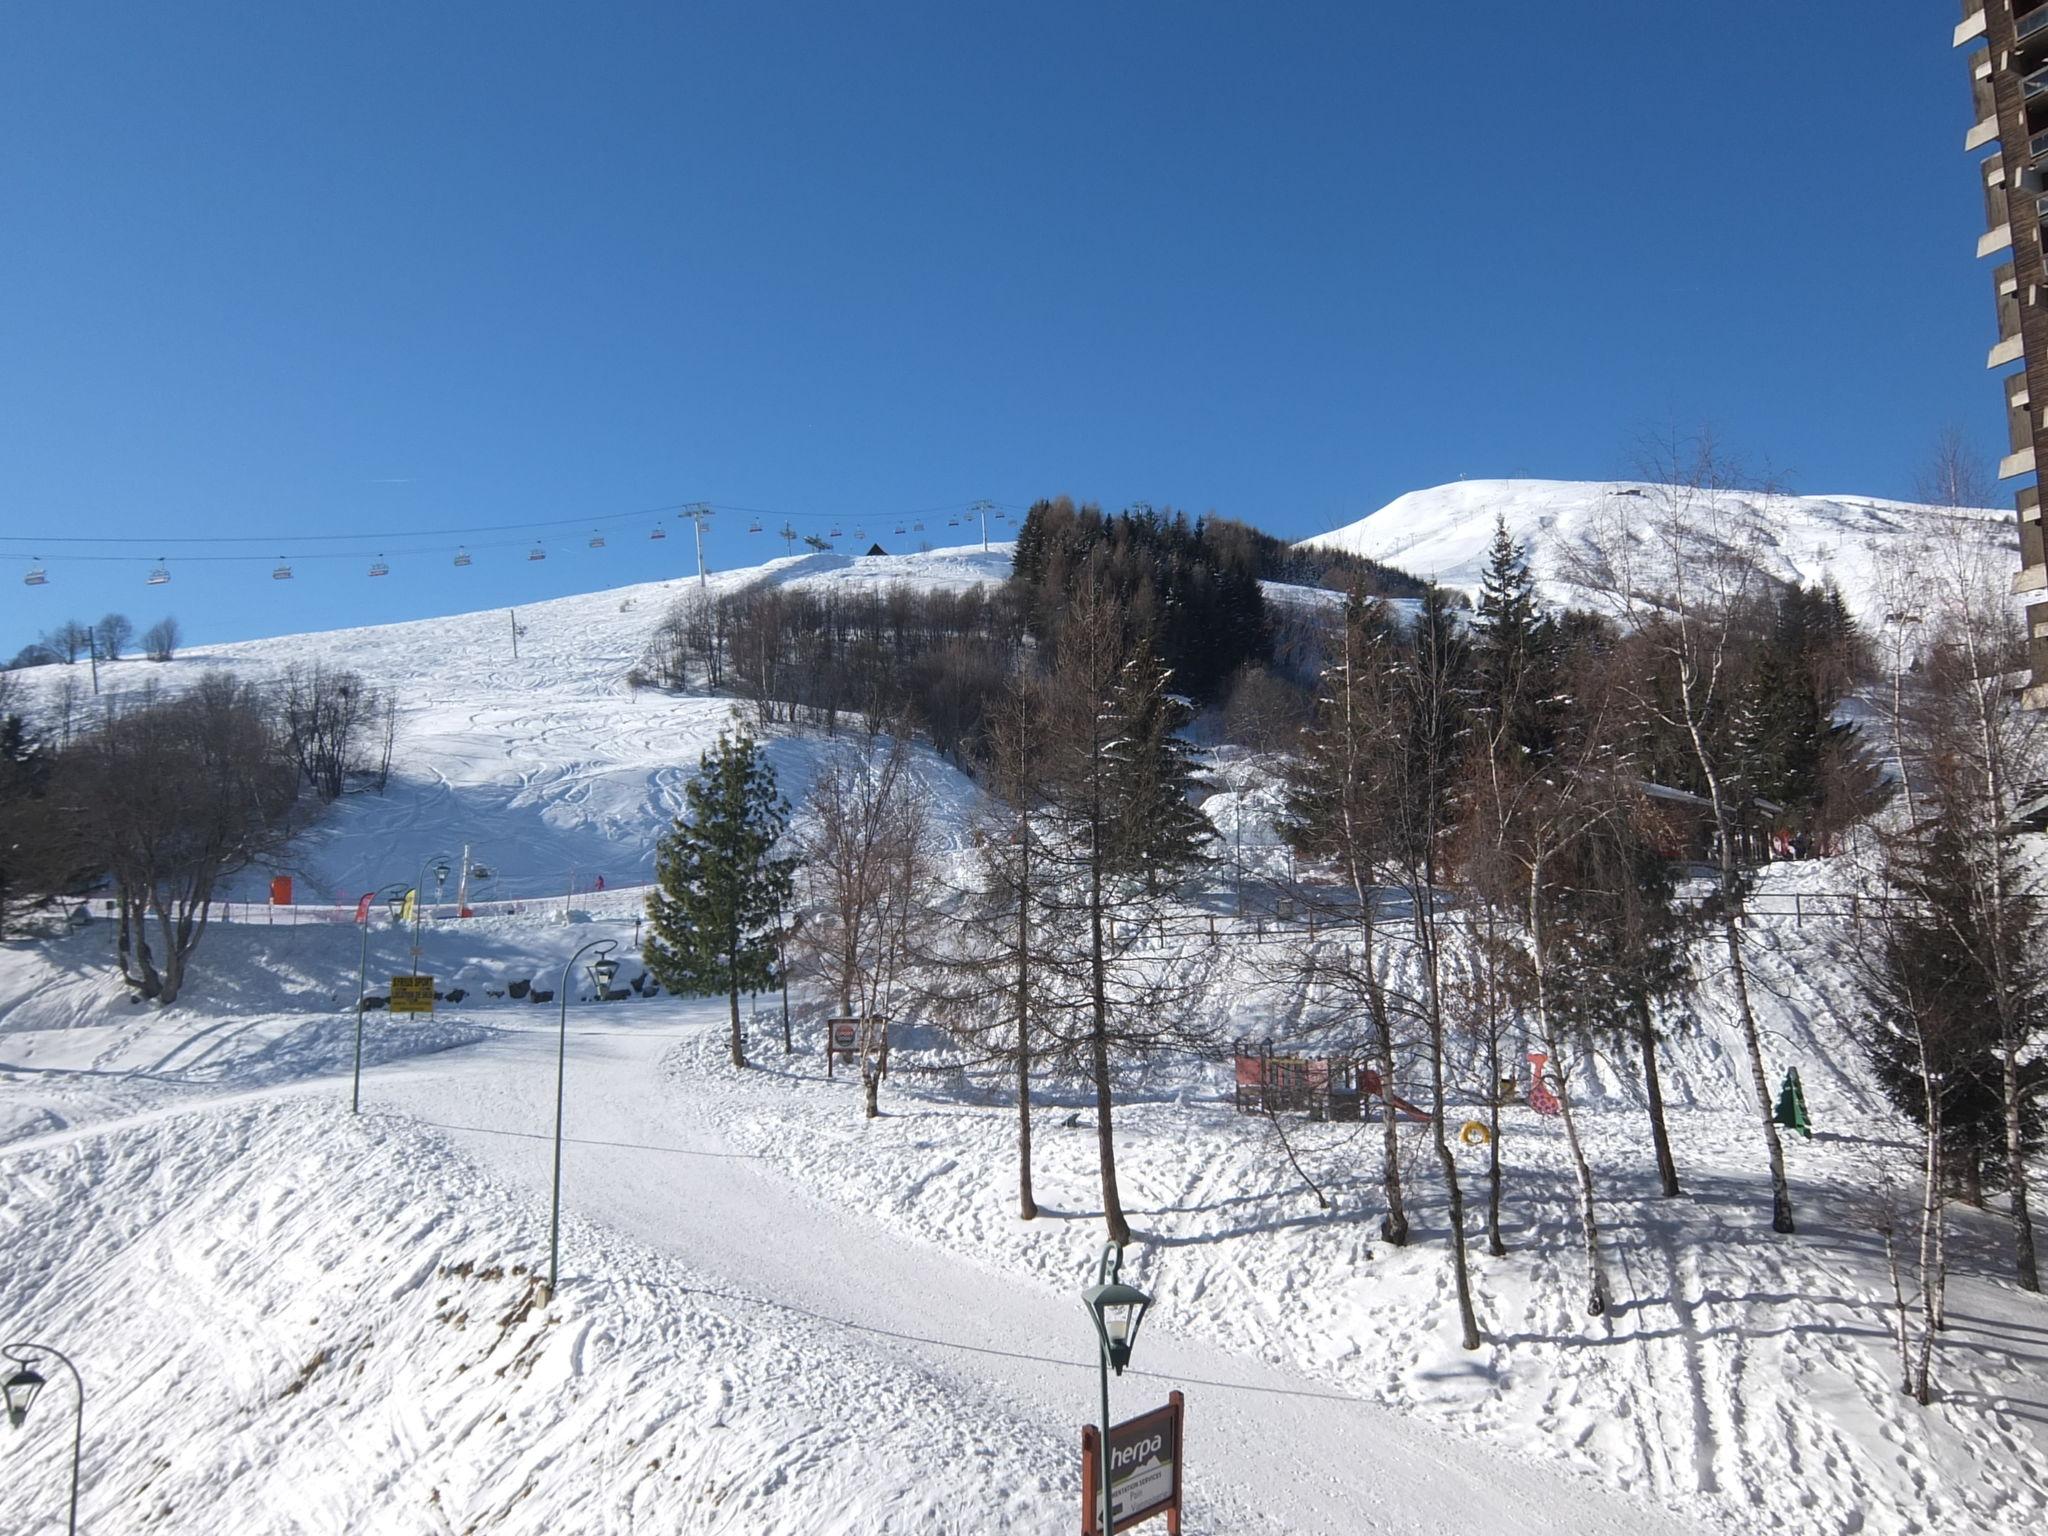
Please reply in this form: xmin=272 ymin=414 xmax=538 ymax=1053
xmin=351 ymin=881 xmax=413 ymax=1114
xmin=411 ymin=852 xmax=453 ymax=976
xmin=1081 ymin=1242 xmax=1152 ymax=1535
xmin=547 ymin=938 xmax=618 ymax=1298
xmin=4 ymin=1341 xmax=83 ymax=1536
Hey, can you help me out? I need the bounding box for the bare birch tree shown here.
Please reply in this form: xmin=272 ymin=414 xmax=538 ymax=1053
xmin=1562 ymin=434 xmax=1796 ymax=1233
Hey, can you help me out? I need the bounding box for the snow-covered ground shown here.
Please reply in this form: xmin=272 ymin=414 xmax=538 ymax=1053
xmin=5 ymin=536 xmax=2047 ymax=1533
xmin=1299 ymin=479 xmax=2017 ymax=624
xmin=8 ymin=543 xmax=1012 ymax=904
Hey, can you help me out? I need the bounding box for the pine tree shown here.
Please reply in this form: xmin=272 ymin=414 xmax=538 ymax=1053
xmin=1470 ymin=515 xmax=1558 ymax=764
xmin=1552 ymin=805 xmax=1696 ymax=1198
xmin=644 ymin=731 xmax=797 ymax=1068
xmin=1862 ymin=815 xmax=2042 ymax=1200
xmin=0 ymin=708 xmax=52 ymax=938
xmin=1104 ymin=634 xmax=1214 ymax=894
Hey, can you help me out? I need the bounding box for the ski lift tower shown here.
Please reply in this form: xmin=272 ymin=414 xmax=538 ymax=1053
xmin=970 ymin=499 xmax=997 ymax=552
xmin=680 ymin=502 xmax=713 ymax=589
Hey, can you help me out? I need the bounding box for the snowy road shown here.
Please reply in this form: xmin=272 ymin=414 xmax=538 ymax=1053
xmin=359 ymin=1001 xmax=1723 ymax=1536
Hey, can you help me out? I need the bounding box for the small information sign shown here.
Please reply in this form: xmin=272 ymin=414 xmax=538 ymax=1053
xmin=389 ymin=975 xmax=436 ymax=1015
xmin=1082 ymin=1392 xmax=1183 ymax=1535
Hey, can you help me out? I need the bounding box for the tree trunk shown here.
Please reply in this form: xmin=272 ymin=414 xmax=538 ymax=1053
xmin=1482 ymin=908 xmax=1506 ymax=1258
xmin=1090 ymin=821 xmax=1130 ymax=1246
xmin=728 ymin=968 xmax=746 ymax=1069
xmin=1353 ymin=894 xmax=1407 ymax=1245
xmin=1419 ymin=886 xmax=1481 ymax=1349
xmin=1690 ymin=702 xmax=1794 ymax=1234
xmin=1017 ymin=822 xmax=1037 ymax=1221
xmin=1720 ymin=909 xmax=1793 ymax=1232
xmin=2002 ymin=1041 xmax=2040 ymax=1291
xmin=1531 ymin=861 xmax=1608 ymax=1315
xmin=1635 ymin=995 xmax=1681 ymax=1198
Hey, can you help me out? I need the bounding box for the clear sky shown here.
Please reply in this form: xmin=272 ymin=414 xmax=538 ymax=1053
xmin=0 ymin=3 xmax=2001 ymax=652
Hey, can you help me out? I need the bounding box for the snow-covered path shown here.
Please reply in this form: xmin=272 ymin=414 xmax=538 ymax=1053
xmin=353 ymin=1002 xmax=1721 ymax=1536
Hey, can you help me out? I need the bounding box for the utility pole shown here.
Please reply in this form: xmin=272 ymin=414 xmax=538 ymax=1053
xmin=682 ymin=502 xmax=714 ymax=588
xmin=971 ymin=498 xmax=996 ymax=552
xmin=509 ymin=609 xmax=520 ymax=659
xmin=86 ymin=628 xmax=99 ymax=696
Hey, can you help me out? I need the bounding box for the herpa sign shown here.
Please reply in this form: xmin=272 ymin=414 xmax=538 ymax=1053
xmin=1081 ymin=1392 xmax=1184 ymax=1535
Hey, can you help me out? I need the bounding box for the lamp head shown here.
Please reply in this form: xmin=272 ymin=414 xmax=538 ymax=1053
xmin=1082 ymin=1279 xmax=1153 ymax=1376
xmin=3 ymin=1362 xmax=46 ymax=1429
xmin=592 ymin=957 xmax=619 ymax=989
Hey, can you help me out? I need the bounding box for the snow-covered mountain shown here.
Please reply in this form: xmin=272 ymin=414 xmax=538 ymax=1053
xmin=1299 ymin=478 xmax=2019 ymax=621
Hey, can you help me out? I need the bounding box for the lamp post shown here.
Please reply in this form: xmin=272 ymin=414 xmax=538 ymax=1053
xmin=411 ymin=853 xmax=453 ymax=976
xmin=547 ymin=938 xmax=619 ymax=1298
xmin=351 ymin=882 xmax=412 ymax=1114
xmin=4 ymin=1341 xmax=83 ymax=1536
xmin=1081 ymin=1242 xmax=1152 ymax=1535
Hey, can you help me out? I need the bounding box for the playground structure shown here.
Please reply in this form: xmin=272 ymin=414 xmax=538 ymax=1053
xmin=1231 ymin=1040 xmax=1431 ymax=1124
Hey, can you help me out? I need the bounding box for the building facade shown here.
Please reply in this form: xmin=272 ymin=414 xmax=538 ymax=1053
xmin=1958 ymin=0 xmax=2048 ymax=698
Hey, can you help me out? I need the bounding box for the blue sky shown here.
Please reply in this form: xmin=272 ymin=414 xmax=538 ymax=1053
xmin=0 ymin=3 xmax=1999 ymax=650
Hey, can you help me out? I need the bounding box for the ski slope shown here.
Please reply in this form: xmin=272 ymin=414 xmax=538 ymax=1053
xmin=10 ymin=544 xmax=1012 ymax=904
xmin=4 ymin=527 xmax=2046 ymax=1533
xmin=1299 ymin=479 xmax=2018 ymax=623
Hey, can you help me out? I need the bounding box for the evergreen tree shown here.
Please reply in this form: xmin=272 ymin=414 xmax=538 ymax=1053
xmin=1470 ymin=515 xmax=1558 ymax=764
xmin=1862 ymin=815 xmax=2044 ymax=1200
xmin=645 ymin=731 xmax=797 ymax=1068
xmin=1549 ymin=798 xmax=1699 ymax=1199
xmin=0 ymin=707 xmax=52 ymax=937
xmin=1104 ymin=634 xmax=1214 ymax=894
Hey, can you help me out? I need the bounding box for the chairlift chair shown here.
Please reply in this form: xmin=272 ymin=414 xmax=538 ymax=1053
xmin=946 ymin=517 xmax=959 ymax=528
xmin=588 ymin=532 xmax=606 ymax=549
xmin=453 ymin=548 xmax=473 ymax=567
xmin=893 ymin=523 xmax=906 ymax=535
xmin=748 ymin=518 xmax=764 ymax=534
xmin=913 ymin=520 xmax=924 ymax=531
xmin=649 ymin=525 xmax=667 ymax=540
xmin=829 ymin=524 xmax=843 ymax=538
xmin=528 ymin=545 xmax=547 ymax=561
xmin=146 ymin=559 xmax=170 ymax=585
xmin=22 ymin=561 xmax=48 ymax=587
xmin=271 ymin=560 xmax=293 ymax=580
xmin=368 ymin=556 xmax=390 ymax=578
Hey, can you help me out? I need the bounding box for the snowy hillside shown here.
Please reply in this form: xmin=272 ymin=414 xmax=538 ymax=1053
xmin=1299 ymin=479 xmax=2018 ymax=621
xmin=9 ymin=544 xmax=1012 ymax=904
xmin=6 ymin=530 xmax=2048 ymax=1535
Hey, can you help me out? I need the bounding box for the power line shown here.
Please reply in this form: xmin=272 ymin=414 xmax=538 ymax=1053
xmin=0 ymin=496 xmax=1015 ymax=552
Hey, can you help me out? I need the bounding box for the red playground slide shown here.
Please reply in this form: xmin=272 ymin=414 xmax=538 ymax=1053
xmin=1358 ymin=1067 xmax=1432 ymax=1124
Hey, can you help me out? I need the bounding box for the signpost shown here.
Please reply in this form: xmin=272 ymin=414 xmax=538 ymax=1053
xmin=823 ymin=1018 xmax=888 ymax=1079
xmin=1081 ymin=1393 xmax=1183 ymax=1535
xmin=389 ymin=975 xmax=436 ymax=1015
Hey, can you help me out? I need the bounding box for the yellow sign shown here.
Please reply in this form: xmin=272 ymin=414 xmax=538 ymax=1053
xmin=389 ymin=975 xmax=435 ymax=1014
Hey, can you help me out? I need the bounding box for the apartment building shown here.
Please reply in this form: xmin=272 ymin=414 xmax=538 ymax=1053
xmin=1958 ymin=0 xmax=2048 ymax=697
